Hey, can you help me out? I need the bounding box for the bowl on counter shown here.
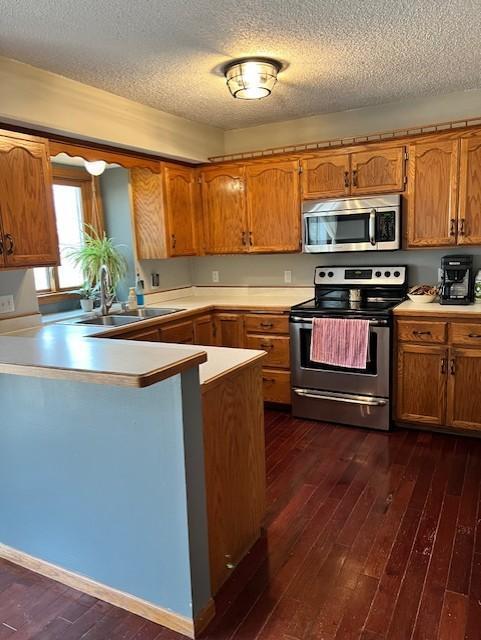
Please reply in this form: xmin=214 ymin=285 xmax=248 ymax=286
xmin=407 ymin=293 xmax=437 ymax=304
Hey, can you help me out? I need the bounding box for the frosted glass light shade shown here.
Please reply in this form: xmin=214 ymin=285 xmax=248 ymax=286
xmin=224 ymin=58 xmax=281 ymax=100
xmin=84 ymin=160 xmax=107 ymax=176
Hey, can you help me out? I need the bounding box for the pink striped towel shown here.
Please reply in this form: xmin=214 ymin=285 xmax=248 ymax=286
xmin=310 ymin=317 xmax=370 ymax=369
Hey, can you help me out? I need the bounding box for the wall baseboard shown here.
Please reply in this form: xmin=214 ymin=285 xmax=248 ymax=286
xmin=0 ymin=542 xmax=214 ymax=638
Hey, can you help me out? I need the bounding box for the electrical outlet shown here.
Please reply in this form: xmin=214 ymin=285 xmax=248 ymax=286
xmin=0 ymin=295 xmax=14 ymax=314
xmin=284 ymin=270 xmax=292 ymax=284
xmin=212 ymin=270 xmax=219 ymax=283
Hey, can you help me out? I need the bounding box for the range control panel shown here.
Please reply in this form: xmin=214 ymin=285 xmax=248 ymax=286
xmin=314 ymin=266 xmax=407 ymax=287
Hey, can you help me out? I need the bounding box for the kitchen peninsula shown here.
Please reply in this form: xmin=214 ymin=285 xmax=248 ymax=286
xmin=0 ymin=323 xmax=266 ymax=638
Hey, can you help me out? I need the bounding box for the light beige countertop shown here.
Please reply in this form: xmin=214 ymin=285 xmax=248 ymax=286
xmin=394 ymin=300 xmax=481 ymax=317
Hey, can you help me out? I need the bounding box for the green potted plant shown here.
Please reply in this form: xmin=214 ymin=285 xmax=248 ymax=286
xmin=77 ymin=282 xmax=97 ymax=313
xmin=67 ymin=225 xmax=128 ymax=311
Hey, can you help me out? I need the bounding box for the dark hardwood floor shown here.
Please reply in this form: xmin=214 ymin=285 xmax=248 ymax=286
xmin=1 ymin=409 xmax=480 ymax=639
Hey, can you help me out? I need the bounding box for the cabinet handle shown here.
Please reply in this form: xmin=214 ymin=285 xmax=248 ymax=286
xmin=241 ymin=231 xmax=247 ymax=246
xmin=351 ymin=170 xmax=358 ymax=187
xmin=260 ymin=342 xmax=273 ymax=349
xmin=468 ymin=333 xmax=481 ymax=339
xmin=343 ymin=171 xmax=350 ymax=188
xmin=171 ymin=234 xmax=176 ymax=249
xmin=249 ymin=231 xmax=253 ymax=246
xmin=459 ymin=218 xmax=466 ymax=236
xmin=262 ymin=377 xmax=276 ymax=383
xmin=450 ymin=219 xmax=457 ymax=237
xmin=450 ymin=358 xmax=456 ymax=375
xmin=5 ymin=234 xmax=14 ymax=255
xmin=441 ymin=358 xmax=447 ymax=374
xmin=413 ymin=330 xmax=432 ymax=336
xmin=0 ymin=236 xmax=3 ymax=256
xmin=260 ymin=322 xmax=274 ymax=328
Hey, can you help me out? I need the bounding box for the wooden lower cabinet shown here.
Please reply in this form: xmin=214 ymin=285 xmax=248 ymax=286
xmin=159 ymin=319 xmax=194 ymax=344
xmin=123 ymin=326 xmax=161 ymax=342
xmin=215 ymin=313 xmax=244 ymax=348
xmin=396 ymin=343 xmax=447 ymax=426
xmin=202 ymin=362 xmax=265 ymax=592
xmin=446 ymin=348 xmax=481 ymax=431
xmin=396 ymin=316 xmax=481 ymax=435
xmin=193 ymin=314 xmax=216 ymax=346
xmin=245 ymin=334 xmax=290 ymax=368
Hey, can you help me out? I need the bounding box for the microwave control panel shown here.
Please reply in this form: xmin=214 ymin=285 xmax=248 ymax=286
xmin=376 ymin=211 xmax=396 ymax=241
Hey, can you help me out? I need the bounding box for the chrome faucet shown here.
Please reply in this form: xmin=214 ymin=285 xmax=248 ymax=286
xmin=99 ymin=264 xmax=114 ymax=315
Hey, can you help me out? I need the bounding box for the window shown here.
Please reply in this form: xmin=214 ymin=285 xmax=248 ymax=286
xmin=35 ymin=165 xmax=104 ymax=299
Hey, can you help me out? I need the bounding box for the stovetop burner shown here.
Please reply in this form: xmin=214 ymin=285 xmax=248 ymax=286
xmin=290 ymin=264 xmax=408 ymax=320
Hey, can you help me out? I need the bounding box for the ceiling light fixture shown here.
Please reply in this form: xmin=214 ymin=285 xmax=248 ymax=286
xmin=84 ymin=160 xmax=107 ymax=176
xmin=224 ymin=57 xmax=281 ymax=100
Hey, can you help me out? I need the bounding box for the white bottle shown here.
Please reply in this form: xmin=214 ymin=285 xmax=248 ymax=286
xmin=128 ymin=287 xmax=138 ymax=310
xmin=475 ymin=270 xmax=481 ymax=304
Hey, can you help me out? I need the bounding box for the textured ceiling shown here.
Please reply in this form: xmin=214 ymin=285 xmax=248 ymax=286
xmin=2 ymin=0 xmax=481 ymax=130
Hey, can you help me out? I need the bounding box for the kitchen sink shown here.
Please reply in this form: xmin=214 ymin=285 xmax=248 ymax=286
xmin=76 ymin=315 xmax=142 ymax=327
xmin=117 ymin=308 xmax=185 ymax=318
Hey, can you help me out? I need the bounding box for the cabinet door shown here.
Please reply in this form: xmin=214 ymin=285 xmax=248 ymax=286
xmin=163 ymin=164 xmax=197 ymax=256
xmin=215 ymin=313 xmax=244 ymax=348
xmin=447 ymin=348 xmax=481 ymax=432
xmin=407 ymin=139 xmax=458 ymax=247
xmin=201 ymin=165 xmax=247 ymax=254
xmin=301 ymin=153 xmax=350 ymax=199
xmin=245 ymin=159 xmax=300 ymax=252
xmin=396 ymin=343 xmax=448 ymax=425
xmin=458 ymin=134 xmax=481 ymax=245
xmin=160 ymin=320 xmax=194 ymax=344
xmin=124 ymin=327 xmax=161 ymax=342
xmin=194 ymin=314 xmax=216 ymax=346
xmin=0 ymin=132 xmax=58 ymax=267
xmin=130 ymin=168 xmax=168 ymax=260
xmin=350 ymin=146 xmax=405 ymax=195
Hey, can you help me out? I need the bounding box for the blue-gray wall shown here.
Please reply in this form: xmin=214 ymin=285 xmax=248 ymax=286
xmin=100 ymin=167 xmax=136 ymax=302
xmin=0 ymin=369 xmax=210 ymax=619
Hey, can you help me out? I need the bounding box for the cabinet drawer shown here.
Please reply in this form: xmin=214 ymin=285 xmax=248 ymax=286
xmin=244 ymin=314 xmax=289 ymax=334
xmin=160 ymin=320 xmax=194 ymax=344
xmin=262 ymin=369 xmax=291 ymax=404
xmin=397 ymin=320 xmax=447 ymax=343
xmin=246 ymin=334 xmax=290 ymax=368
xmin=450 ymin=322 xmax=481 ymax=346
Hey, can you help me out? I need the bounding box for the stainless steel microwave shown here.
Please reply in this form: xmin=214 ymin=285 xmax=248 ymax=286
xmin=302 ymin=194 xmax=401 ymax=253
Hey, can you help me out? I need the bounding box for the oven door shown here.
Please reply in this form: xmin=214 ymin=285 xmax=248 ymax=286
xmin=290 ymin=316 xmax=391 ymax=398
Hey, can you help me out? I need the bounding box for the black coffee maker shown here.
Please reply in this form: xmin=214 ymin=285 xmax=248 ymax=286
xmin=440 ymin=255 xmax=475 ymax=305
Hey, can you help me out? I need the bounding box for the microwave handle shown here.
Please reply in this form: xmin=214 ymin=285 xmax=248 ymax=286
xmin=369 ymin=209 xmax=376 ymax=246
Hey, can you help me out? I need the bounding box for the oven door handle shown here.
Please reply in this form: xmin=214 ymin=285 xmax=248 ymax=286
xmin=290 ymin=316 xmax=388 ymax=327
xmin=369 ymin=209 xmax=376 ymax=246
xmin=293 ymin=388 xmax=387 ymax=407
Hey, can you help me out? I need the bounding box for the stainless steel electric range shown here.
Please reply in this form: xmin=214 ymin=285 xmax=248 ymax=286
xmin=290 ymin=265 xmax=408 ymax=431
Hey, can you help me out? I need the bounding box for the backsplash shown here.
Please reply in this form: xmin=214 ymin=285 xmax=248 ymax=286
xmin=0 ymin=270 xmax=39 ymax=319
xmin=188 ymin=248 xmax=481 ymax=288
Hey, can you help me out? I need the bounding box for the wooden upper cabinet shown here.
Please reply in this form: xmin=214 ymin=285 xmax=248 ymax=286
xmin=447 ymin=348 xmax=481 ymax=432
xmin=458 ymin=134 xmax=481 ymax=245
xmin=301 ymin=153 xmax=350 ymax=199
xmin=407 ymin=139 xmax=459 ymax=247
xmin=396 ymin=343 xmax=448 ymax=426
xmin=162 ymin=164 xmax=197 ymax=256
xmin=245 ymin=159 xmax=301 ymax=253
xmin=350 ymin=146 xmax=405 ymax=195
xmin=201 ymin=165 xmax=247 ymax=254
xmin=0 ymin=131 xmax=58 ymax=268
xmin=130 ymin=167 xmax=168 ymax=260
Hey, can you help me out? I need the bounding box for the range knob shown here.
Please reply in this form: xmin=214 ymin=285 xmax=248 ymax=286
xmin=375 ymin=271 xmax=382 ymax=278
xmin=384 ymin=270 xmax=391 ymax=278
xmin=319 ymin=271 xmax=326 ymax=278
xmin=328 ymin=271 xmax=334 ymax=278
xmin=394 ymin=270 xmax=401 ymax=278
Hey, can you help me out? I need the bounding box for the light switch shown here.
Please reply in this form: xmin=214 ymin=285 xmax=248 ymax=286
xmin=0 ymin=295 xmax=14 ymax=314
xmin=284 ymin=270 xmax=292 ymax=284
xmin=212 ymin=271 xmax=219 ymax=283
